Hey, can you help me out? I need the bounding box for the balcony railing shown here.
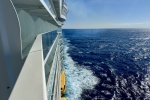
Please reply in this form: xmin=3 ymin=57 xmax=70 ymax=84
xmin=47 ymin=44 xmax=58 ymax=100
xmin=44 ymin=0 xmax=56 ymax=17
xmin=62 ymin=6 xmax=67 ymax=17
xmin=59 ymin=1 xmax=68 ymax=21
xmin=63 ymin=2 xmax=67 ymax=8
xmin=9 ymin=31 xmax=63 ymax=100
xmin=62 ymin=2 xmax=68 ymax=16
xmin=44 ymin=33 xmax=62 ymax=100
xmin=42 ymin=30 xmax=58 ymax=59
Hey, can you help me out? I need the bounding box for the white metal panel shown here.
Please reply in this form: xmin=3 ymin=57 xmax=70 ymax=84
xmin=9 ymin=35 xmax=47 ymax=100
xmin=0 ymin=0 xmax=24 ymax=100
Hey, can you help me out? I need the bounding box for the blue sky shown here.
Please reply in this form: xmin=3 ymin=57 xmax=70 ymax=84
xmin=63 ymin=0 xmax=150 ymax=29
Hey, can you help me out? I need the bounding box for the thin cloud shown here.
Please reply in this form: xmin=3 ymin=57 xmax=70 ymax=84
xmin=66 ymin=0 xmax=90 ymax=18
xmin=64 ymin=0 xmax=150 ymax=29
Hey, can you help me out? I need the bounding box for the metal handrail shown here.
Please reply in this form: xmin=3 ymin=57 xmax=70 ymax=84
xmin=47 ymin=43 xmax=59 ymax=100
xmin=46 ymin=33 xmax=62 ymax=100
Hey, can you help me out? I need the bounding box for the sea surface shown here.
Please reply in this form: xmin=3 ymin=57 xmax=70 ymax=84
xmin=62 ymin=29 xmax=150 ymax=100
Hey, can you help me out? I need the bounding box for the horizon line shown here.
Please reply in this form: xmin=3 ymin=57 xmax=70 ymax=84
xmin=62 ymin=28 xmax=150 ymax=29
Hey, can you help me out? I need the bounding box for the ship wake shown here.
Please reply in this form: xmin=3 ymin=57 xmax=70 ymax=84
xmin=62 ymin=38 xmax=99 ymax=100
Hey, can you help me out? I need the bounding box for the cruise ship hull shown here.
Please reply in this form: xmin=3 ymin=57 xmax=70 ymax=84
xmin=0 ymin=0 xmax=68 ymax=100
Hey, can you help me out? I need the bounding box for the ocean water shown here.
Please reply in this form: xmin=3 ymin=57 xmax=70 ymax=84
xmin=62 ymin=29 xmax=150 ymax=100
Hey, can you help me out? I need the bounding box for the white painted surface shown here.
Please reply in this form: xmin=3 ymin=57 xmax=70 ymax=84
xmin=9 ymin=35 xmax=47 ymax=100
xmin=30 ymin=35 xmax=42 ymax=53
xmin=0 ymin=0 xmax=24 ymax=100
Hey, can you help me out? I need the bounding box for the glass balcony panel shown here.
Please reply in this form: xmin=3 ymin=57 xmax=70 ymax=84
xmin=42 ymin=30 xmax=58 ymax=59
xmin=61 ymin=6 xmax=68 ymax=17
xmin=16 ymin=8 xmax=36 ymax=58
xmin=44 ymin=0 xmax=55 ymax=16
xmin=47 ymin=57 xmax=57 ymax=100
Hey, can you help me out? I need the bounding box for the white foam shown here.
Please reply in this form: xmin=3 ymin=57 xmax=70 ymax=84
xmin=62 ymin=38 xmax=99 ymax=100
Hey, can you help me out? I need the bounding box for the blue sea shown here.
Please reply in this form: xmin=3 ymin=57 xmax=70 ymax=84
xmin=62 ymin=29 xmax=150 ymax=100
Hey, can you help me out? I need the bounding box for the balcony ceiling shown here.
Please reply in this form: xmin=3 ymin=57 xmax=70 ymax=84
xmin=11 ymin=0 xmax=60 ymax=26
xmin=12 ymin=0 xmax=41 ymax=6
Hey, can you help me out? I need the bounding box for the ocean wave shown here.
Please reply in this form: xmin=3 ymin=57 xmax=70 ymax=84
xmin=62 ymin=29 xmax=150 ymax=99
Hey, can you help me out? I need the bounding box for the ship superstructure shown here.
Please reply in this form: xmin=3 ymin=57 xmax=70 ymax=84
xmin=0 ymin=0 xmax=68 ymax=100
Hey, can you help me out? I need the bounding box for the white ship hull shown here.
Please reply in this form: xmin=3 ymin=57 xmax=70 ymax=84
xmin=0 ymin=0 xmax=68 ymax=100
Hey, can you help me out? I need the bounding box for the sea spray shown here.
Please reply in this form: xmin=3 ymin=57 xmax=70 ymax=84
xmin=62 ymin=38 xmax=99 ymax=100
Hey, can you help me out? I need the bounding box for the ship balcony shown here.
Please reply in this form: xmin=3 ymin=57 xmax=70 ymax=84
xmin=9 ymin=31 xmax=63 ymax=100
xmin=44 ymin=0 xmax=57 ymax=18
xmin=11 ymin=0 xmax=63 ymax=26
xmin=59 ymin=2 xmax=68 ymax=21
